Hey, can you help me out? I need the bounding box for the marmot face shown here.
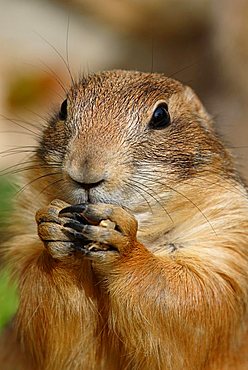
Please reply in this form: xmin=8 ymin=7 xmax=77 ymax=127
xmin=36 ymin=70 xmax=234 ymax=213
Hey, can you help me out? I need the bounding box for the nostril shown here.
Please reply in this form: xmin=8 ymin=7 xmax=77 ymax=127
xmin=72 ymin=178 xmax=105 ymax=190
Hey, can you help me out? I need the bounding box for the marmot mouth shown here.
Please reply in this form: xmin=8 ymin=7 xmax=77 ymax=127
xmin=66 ymin=186 xmax=122 ymax=207
xmin=72 ymin=183 xmax=103 ymax=204
xmin=70 ymin=177 xmax=105 ymax=191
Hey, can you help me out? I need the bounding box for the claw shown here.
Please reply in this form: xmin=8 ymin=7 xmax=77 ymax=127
xmin=62 ymin=225 xmax=91 ymax=245
xmin=64 ymin=221 xmax=83 ymax=232
xmin=59 ymin=204 xmax=87 ymax=216
xmin=74 ymin=213 xmax=88 ymax=223
xmin=70 ymin=241 xmax=89 ymax=253
xmin=59 ymin=204 xmax=89 ymax=224
xmin=59 ymin=204 xmax=100 ymax=226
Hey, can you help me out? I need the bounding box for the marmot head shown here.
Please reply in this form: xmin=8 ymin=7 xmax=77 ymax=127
xmin=36 ymin=70 xmax=234 ymax=217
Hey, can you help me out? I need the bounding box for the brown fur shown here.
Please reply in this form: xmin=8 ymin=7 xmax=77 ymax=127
xmin=1 ymin=70 xmax=248 ymax=369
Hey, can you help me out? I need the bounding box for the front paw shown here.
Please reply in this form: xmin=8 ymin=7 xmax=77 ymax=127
xmin=36 ymin=199 xmax=90 ymax=259
xmin=59 ymin=203 xmax=138 ymax=260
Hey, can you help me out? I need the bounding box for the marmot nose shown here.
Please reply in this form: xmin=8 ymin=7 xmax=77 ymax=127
xmin=66 ymin=153 xmax=108 ymax=190
xmin=66 ymin=159 xmax=106 ymax=190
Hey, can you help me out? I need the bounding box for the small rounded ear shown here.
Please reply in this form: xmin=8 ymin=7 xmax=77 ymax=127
xmin=184 ymin=86 xmax=213 ymax=129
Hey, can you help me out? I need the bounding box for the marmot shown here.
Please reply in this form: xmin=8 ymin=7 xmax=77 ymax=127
xmin=1 ymin=70 xmax=248 ymax=369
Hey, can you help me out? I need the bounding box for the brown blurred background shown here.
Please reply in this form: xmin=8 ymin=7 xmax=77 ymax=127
xmin=0 ymin=0 xmax=248 ymax=175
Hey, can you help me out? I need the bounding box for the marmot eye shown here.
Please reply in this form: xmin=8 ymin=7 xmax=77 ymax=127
xmin=149 ymin=103 xmax=170 ymax=130
xmin=59 ymin=99 xmax=67 ymax=121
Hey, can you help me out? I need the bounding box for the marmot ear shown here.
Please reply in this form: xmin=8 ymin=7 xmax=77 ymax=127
xmin=184 ymin=86 xmax=213 ymax=129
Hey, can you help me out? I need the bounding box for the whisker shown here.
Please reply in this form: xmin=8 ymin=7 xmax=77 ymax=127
xmin=65 ymin=16 xmax=72 ymax=84
xmin=136 ymin=172 xmax=216 ymax=235
xmin=195 ymin=164 xmax=247 ymax=194
xmin=1 ymin=115 xmax=42 ymax=132
xmin=139 ymin=159 xmax=246 ymax=196
xmin=23 ymin=108 xmax=49 ymax=124
xmin=35 ymin=32 xmax=75 ymax=87
xmin=167 ymin=62 xmax=198 ymax=80
xmin=0 ymin=160 xmax=40 ymax=174
xmin=23 ymin=61 xmax=65 ymax=101
xmin=194 ymin=173 xmax=247 ymax=197
xmin=0 ymin=145 xmax=37 ymax=151
xmin=228 ymin=145 xmax=248 ymax=149
xmin=39 ymin=177 xmax=64 ymax=196
xmin=1 ymin=152 xmax=36 ymax=159
xmin=0 ymin=130 xmax=39 ymax=138
xmin=38 ymin=59 xmax=68 ymax=95
xmin=0 ymin=147 xmax=37 ymax=158
xmin=130 ymin=178 xmax=174 ymax=225
xmin=0 ymin=163 xmax=61 ymax=177
xmin=123 ymin=180 xmax=154 ymax=215
xmin=0 ymin=115 xmax=41 ymax=138
xmin=16 ymin=172 xmax=61 ymax=197
xmin=150 ymin=36 xmax=154 ymax=73
xmin=13 ymin=115 xmax=44 ymax=132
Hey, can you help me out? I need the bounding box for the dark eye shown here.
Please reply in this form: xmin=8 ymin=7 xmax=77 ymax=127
xmin=149 ymin=103 xmax=170 ymax=130
xmin=59 ymin=99 xmax=67 ymax=121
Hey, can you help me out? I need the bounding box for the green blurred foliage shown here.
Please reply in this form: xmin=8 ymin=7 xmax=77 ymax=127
xmin=0 ymin=178 xmax=14 ymax=230
xmin=0 ymin=269 xmax=18 ymax=330
xmin=0 ymin=178 xmax=18 ymax=330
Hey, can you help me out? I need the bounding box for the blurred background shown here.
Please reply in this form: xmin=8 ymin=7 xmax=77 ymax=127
xmin=0 ymin=0 xmax=248 ymax=329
